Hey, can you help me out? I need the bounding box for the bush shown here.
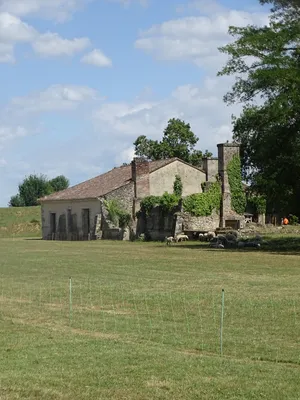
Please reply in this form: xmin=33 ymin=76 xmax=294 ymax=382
xmin=140 ymin=193 xmax=180 ymax=215
xmin=289 ymin=214 xmax=299 ymax=225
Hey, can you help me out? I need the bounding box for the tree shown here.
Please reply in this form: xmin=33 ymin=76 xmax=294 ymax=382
xmin=133 ymin=118 xmax=212 ymax=166
xmin=9 ymin=174 xmax=70 ymax=207
xmin=217 ymin=0 xmax=300 ymax=214
xmin=18 ymin=174 xmax=53 ymax=207
xmin=49 ymin=175 xmax=69 ymax=192
xmin=9 ymin=194 xmax=25 ymax=207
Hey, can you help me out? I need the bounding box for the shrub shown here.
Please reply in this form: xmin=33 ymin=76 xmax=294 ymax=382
xmin=289 ymin=214 xmax=299 ymax=225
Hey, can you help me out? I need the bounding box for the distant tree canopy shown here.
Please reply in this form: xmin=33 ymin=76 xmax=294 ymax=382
xmin=133 ymin=118 xmax=212 ymax=166
xmin=9 ymin=174 xmax=70 ymax=207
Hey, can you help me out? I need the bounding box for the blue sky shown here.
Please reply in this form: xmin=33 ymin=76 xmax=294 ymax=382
xmin=0 ymin=0 xmax=270 ymax=206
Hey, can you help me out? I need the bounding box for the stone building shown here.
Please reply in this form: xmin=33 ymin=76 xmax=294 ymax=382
xmin=39 ymin=142 xmax=243 ymax=240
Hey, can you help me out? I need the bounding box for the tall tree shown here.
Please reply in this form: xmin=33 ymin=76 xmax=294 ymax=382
xmin=134 ymin=118 xmax=212 ymax=166
xmin=218 ymin=0 xmax=300 ymax=214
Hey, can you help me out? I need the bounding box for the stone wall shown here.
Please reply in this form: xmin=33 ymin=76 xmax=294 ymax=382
xmin=180 ymin=211 xmax=220 ymax=232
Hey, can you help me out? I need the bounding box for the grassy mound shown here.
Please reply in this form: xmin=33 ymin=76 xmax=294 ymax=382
xmin=0 ymin=206 xmax=41 ymax=238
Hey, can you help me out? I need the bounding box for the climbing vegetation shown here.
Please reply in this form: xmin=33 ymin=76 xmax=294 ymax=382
xmin=183 ymin=181 xmax=222 ymax=216
xmin=140 ymin=193 xmax=180 ymax=216
xmin=227 ymin=155 xmax=246 ymax=215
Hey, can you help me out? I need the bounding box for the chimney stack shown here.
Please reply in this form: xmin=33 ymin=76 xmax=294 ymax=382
xmin=131 ymin=157 xmax=150 ymax=200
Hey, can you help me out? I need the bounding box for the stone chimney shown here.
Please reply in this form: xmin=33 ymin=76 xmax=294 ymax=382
xmin=131 ymin=157 xmax=150 ymax=201
xmin=217 ymin=142 xmax=240 ymax=227
xmin=202 ymin=157 xmax=219 ymax=182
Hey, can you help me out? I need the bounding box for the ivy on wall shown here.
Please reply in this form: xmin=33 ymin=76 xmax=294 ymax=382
xmin=182 ymin=181 xmax=222 ymax=216
xmin=140 ymin=193 xmax=180 ymax=216
xmin=173 ymin=175 xmax=183 ymax=197
xmin=227 ymin=155 xmax=246 ymax=215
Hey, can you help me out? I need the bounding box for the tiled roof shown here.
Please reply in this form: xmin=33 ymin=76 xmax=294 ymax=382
xmin=39 ymin=158 xmax=185 ymax=202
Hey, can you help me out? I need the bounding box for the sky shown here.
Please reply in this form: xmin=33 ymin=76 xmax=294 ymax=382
xmin=0 ymin=0 xmax=270 ymax=206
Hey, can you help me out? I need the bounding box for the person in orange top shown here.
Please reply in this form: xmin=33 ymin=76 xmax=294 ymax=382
xmin=283 ymin=217 xmax=289 ymax=225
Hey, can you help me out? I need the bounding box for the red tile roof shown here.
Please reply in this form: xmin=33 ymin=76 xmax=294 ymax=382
xmin=39 ymin=158 xmax=203 ymax=202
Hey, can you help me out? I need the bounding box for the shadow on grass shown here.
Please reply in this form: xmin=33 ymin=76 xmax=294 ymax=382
xmin=163 ymin=236 xmax=300 ymax=255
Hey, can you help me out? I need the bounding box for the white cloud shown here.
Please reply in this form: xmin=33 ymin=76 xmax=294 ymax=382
xmin=135 ymin=10 xmax=269 ymax=69
xmin=32 ymin=32 xmax=90 ymax=57
xmin=0 ymin=12 xmax=36 ymax=42
xmin=92 ymin=75 xmax=239 ymax=153
xmin=81 ymin=49 xmax=112 ymax=67
xmin=0 ymin=158 xmax=7 ymax=166
xmin=0 ymin=0 xmax=91 ymax=22
xmin=10 ymin=84 xmax=98 ymax=114
xmin=0 ymin=11 xmax=91 ymax=63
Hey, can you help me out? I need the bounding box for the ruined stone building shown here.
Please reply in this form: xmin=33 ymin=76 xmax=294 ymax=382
xmin=39 ymin=142 xmax=243 ymax=240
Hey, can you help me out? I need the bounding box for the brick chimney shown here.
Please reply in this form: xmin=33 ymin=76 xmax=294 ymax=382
xmin=131 ymin=157 xmax=150 ymax=200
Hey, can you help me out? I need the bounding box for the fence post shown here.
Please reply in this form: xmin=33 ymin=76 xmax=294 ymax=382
xmin=220 ymin=288 xmax=225 ymax=356
xmin=69 ymin=277 xmax=72 ymax=326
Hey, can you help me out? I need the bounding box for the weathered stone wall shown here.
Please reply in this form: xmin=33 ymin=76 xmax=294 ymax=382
xmin=138 ymin=207 xmax=176 ymax=241
xmin=149 ymin=160 xmax=206 ymax=197
xmin=41 ymin=199 xmax=101 ymax=240
xmin=104 ymin=182 xmax=134 ymax=214
xmin=180 ymin=211 xmax=220 ymax=232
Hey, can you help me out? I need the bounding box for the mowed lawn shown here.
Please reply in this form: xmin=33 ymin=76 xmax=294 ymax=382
xmin=0 ymin=238 xmax=300 ymax=399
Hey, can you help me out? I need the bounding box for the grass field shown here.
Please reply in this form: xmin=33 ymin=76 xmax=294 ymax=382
xmin=0 ymin=207 xmax=41 ymax=238
xmin=1 ymin=237 xmax=300 ymax=399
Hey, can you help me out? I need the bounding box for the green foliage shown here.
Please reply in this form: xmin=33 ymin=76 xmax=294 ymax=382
xmin=103 ymin=199 xmax=131 ymax=228
xmin=247 ymin=195 xmax=267 ymax=215
xmin=134 ymin=118 xmax=212 ymax=166
xmin=289 ymin=214 xmax=299 ymax=225
xmin=173 ymin=175 xmax=183 ymax=197
xmin=217 ymin=0 xmax=300 ymax=214
xmin=9 ymin=174 xmax=70 ymax=207
xmin=183 ymin=181 xmax=222 ymax=216
xmin=140 ymin=193 xmax=180 ymax=215
xmin=159 ymin=192 xmax=180 ymax=213
xmin=49 ymin=175 xmax=69 ymax=192
xmin=18 ymin=174 xmax=53 ymax=207
xmin=9 ymin=194 xmax=25 ymax=207
xmin=227 ymin=156 xmax=246 ymax=215
xmin=140 ymin=196 xmax=161 ymax=216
